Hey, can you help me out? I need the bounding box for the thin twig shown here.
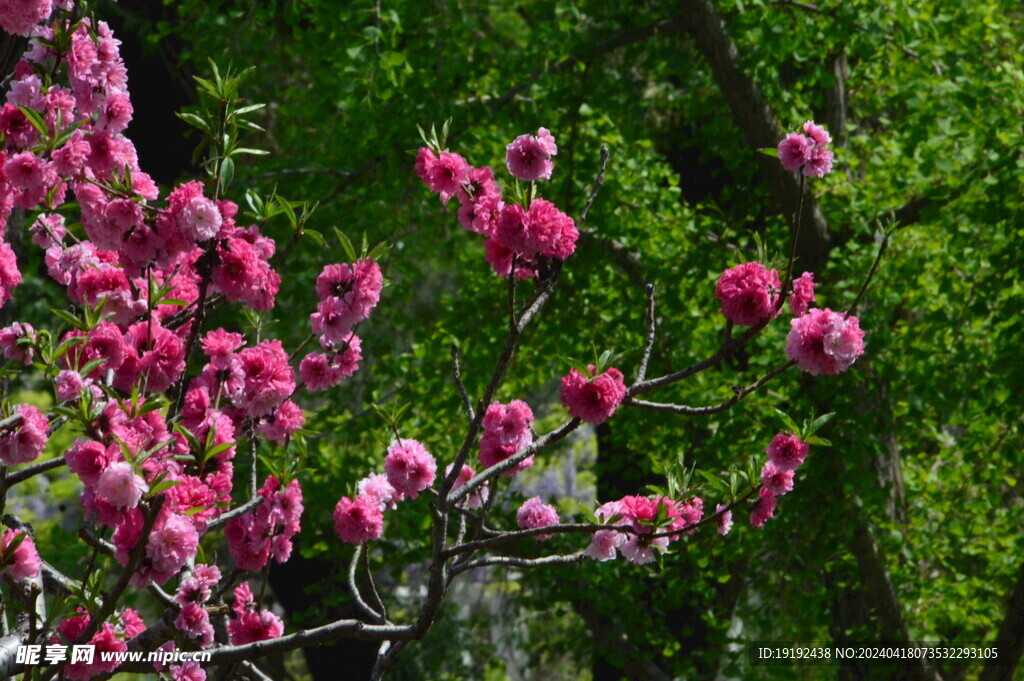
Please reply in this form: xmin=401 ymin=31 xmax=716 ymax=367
xmin=635 ymin=283 xmax=656 ymax=383
xmin=626 ymin=360 xmax=796 ymax=415
xmin=450 ymin=344 xmax=474 ymax=421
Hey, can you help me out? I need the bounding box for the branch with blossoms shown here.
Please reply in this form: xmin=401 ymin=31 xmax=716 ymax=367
xmin=0 ymin=3 xmax=890 ymax=681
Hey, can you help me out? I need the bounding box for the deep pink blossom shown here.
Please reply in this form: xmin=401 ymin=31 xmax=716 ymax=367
xmin=761 ymin=461 xmax=795 ymax=495
xmin=384 ymin=438 xmax=436 ymax=500
xmin=175 ymin=601 xmax=213 ymax=646
xmin=0 ymin=321 xmax=34 ymax=364
xmin=789 ymin=271 xmax=816 ymax=316
xmin=786 ymin=308 xmax=865 ymax=375
xmin=478 ymin=400 xmax=534 ymax=474
xmin=559 ymin=364 xmax=626 ymax=425
xmin=145 ymin=513 xmax=200 ymax=584
xmin=256 ymin=399 xmax=305 ymax=445
xmin=0 ymin=239 xmax=21 ymax=308
xmin=749 ymin=487 xmax=778 ymax=528
xmin=505 ymin=128 xmax=557 ymax=181
xmin=715 ymin=262 xmax=781 ymax=326
xmin=333 ymin=495 xmax=384 ymax=544
xmin=66 ymin=439 xmax=115 ymax=487
xmin=516 ymin=496 xmax=559 ymax=540
xmin=765 ymin=432 xmax=809 ymax=471
xmin=423 ymin=151 xmax=470 ymax=204
xmin=233 ymin=339 xmax=295 ymax=417
xmin=170 ymin=662 xmax=206 ymax=681
xmin=777 ymin=121 xmax=834 ymax=178
xmin=228 ymin=582 xmax=283 ymax=645
xmin=1 ymin=530 xmax=41 ymax=581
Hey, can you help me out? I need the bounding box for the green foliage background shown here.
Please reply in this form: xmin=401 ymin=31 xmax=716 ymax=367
xmin=13 ymin=0 xmax=1021 ymax=679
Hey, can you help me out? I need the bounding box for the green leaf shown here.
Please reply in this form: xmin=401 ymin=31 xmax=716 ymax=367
xmin=17 ymin=106 xmax=48 ymax=136
xmin=219 ymin=155 xmax=235 ymax=192
xmin=333 ymin=228 xmax=358 ymax=262
xmin=773 ymin=408 xmax=800 ymax=434
xmin=149 ymin=479 xmax=183 ymax=496
xmin=176 ymin=111 xmax=212 ymax=134
xmin=305 ymin=228 xmax=326 ymax=247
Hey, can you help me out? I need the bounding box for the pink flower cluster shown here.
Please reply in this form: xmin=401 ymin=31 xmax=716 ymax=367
xmin=0 ymin=403 xmax=49 ymax=465
xmin=416 ymin=128 xmax=578 ymax=280
xmin=334 ymin=438 xmax=439 ymax=544
xmin=51 ymin=607 xmax=143 ymax=680
xmin=786 ymin=308 xmax=865 ymax=375
xmin=228 ymin=582 xmax=284 ymax=645
xmin=516 ymin=496 xmax=559 ymax=540
xmin=478 ymin=399 xmax=534 ymax=475
xmin=173 ymin=564 xmax=221 ymax=647
xmin=584 ymin=495 xmax=703 ymax=565
xmin=301 ymin=258 xmax=381 ymax=392
xmin=777 ymin=121 xmax=834 ymax=178
xmin=0 ymin=0 xmax=54 ymax=36
xmin=559 ymin=364 xmax=627 ymax=425
xmin=0 ymin=529 xmax=41 ymax=581
xmin=62 ymin=397 xmax=238 ymax=586
xmin=226 ymin=476 xmax=304 ymax=571
xmin=751 ymin=432 xmax=811 ymax=527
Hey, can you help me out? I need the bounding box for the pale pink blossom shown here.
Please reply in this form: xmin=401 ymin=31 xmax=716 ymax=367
xmin=516 ymin=496 xmax=559 ymax=540
xmin=96 ymin=461 xmax=148 ymax=509
xmin=786 ymin=308 xmax=865 ymax=375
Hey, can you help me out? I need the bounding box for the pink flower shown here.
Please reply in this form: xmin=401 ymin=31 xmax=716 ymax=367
xmin=228 ymin=583 xmax=283 ymax=645
xmin=256 ymin=399 xmax=305 ymax=445
xmin=761 ymin=461 xmax=795 ymax=495
xmin=516 ymin=496 xmax=559 ymax=540
xmin=225 ymin=476 xmax=302 ymax=570
xmin=233 ymin=339 xmax=295 ymax=417
xmin=424 ymin=151 xmax=470 ymax=204
xmin=384 ymin=438 xmax=436 ymax=500
xmin=0 ymin=0 xmax=52 ymax=37
xmin=786 ymin=308 xmax=865 ymax=375
xmin=444 ymin=463 xmax=488 ymax=509
xmin=96 ymin=461 xmax=148 ymax=509
xmin=1 ymin=530 xmax=41 ymax=581
xmin=478 ymin=400 xmax=534 ymax=474
xmin=620 ymin=534 xmax=669 ymax=565
xmin=0 ymin=321 xmax=34 ymax=364
xmin=0 ymin=239 xmax=21 ymax=308
xmin=583 ymin=529 xmax=623 ymax=561
xmin=505 ymin=128 xmax=557 ymax=181
xmin=765 ymin=432 xmax=809 ymax=471
xmin=145 ymin=513 xmax=199 ymax=582
xmin=55 ymin=369 xmax=86 ymax=401
xmin=559 ymin=364 xmax=626 ymax=425
xmin=789 ymin=271 xmax=816 ymax=316
xmin=494 ymin=199 xmax=577 ymax=260
xmin=333 ymin=495 xmax=384 ymax=544
xmin=357 ymin=473 xmax=398 ymax=511
xmin=715 ymin=503 xmax=733 ymax=536
xmin=777 ymin=121 xmax=834 ymax=178
xmin=170 ymin=662 xmax=206 ymax=681
xmin=777 ymin=133 xmax=812 ymax=172
xmin=175 ymin=563 xmax=221 ymax=606
xmin=715 ymin=262 xmax=781 ymax=326
xmin=749 ymin=487 xmax=777 ymax=528
xmin=211 ymin=235 xmax=280 ymax=310
xmin=174 ymin=601 xmax=213 ymax=646
xmin=0 ymin=404 xmax=49 ymax=465
xmin=115 ymin=320 xmax=186 ymax=394
xmin=66 ymin=439 xmax=115 ymax=486
xmin=200 ymin=328 xmax=244 ymax=368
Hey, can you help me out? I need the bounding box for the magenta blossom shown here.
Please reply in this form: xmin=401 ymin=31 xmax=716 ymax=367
xmin=786 ymin=308 xmax=865 ymax=375
xmin=559 ymin=364 xmax=626 ymax=425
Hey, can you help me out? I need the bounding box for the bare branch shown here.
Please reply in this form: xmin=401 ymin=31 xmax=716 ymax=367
xmin=450 ymin=344 xmax=474 ymax=421
xmin=207 ymin=495 xmax=264 ymax=531
xmin=5 ymin=457 xmax=66 ymax=486
xmin=348 ymin=544 xmax=384 ymax=624
xmin=627 ymin=360 xmax=796 ymax=415
xmin=635 ymin=283 xmax=656 ymax=383
xmin=449 ymin=552 xmax=587 ymax=578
